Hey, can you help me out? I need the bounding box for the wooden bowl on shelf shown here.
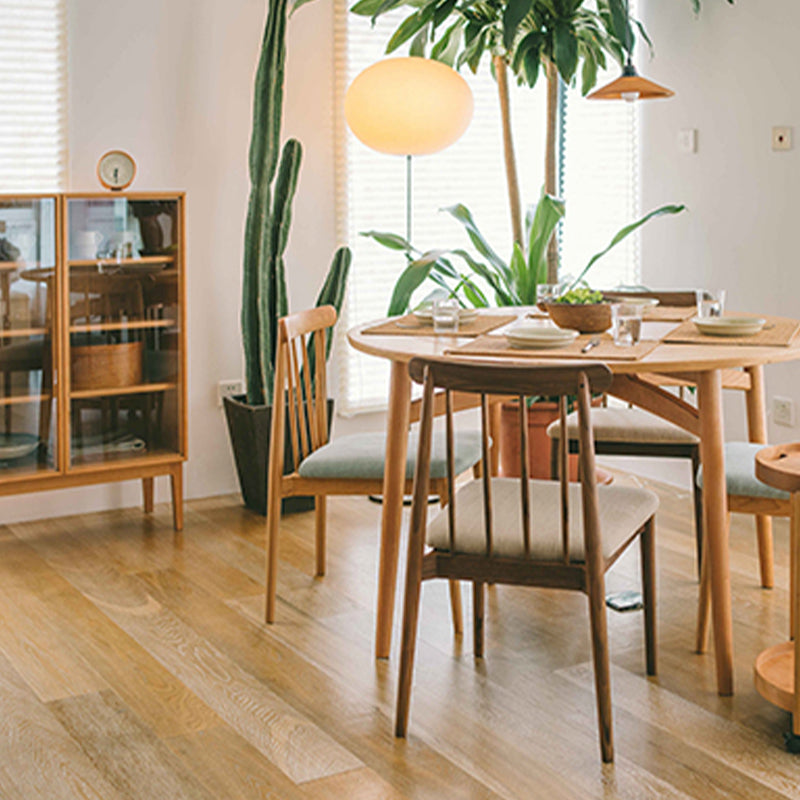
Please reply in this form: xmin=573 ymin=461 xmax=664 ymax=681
xmin=545 ymin=302 xmax=613 ymax=334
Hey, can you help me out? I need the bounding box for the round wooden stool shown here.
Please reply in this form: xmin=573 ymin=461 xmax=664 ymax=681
xmin=753 ymin=442 xmax=800 ymax=752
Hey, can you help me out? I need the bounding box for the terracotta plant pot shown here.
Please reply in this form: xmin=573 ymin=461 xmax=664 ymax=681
xmin=498 ymin=399 xmax=613 ymax=485
xmin=545 ymin=302 xmax=612 ymax=334
xmin=499 ymin=400 xmax=577 ymax=480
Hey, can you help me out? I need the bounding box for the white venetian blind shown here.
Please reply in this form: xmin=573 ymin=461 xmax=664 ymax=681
xmin=0 ymin=0 xmax=68 ymax=192
xmin=560 ymin=70 xmax=640 ymax=290
xmin=335 ymin=1 xmax=639 ymax=413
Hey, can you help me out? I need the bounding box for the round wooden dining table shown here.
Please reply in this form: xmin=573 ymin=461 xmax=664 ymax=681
xmin=348 ymin=312 xmax=800 ymax=696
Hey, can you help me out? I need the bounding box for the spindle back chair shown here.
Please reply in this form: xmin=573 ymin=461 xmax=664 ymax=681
xmin=396 ymin=356 xmax=660 ymax=763
xmin=264 ymin=307 xmax=486 ymax=628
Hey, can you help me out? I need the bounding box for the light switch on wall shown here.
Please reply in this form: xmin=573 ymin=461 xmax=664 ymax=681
xmin=678 ymin=129 xmax=697 ymax=154
xmin=772 ymin=126 xmax=793 ymax=151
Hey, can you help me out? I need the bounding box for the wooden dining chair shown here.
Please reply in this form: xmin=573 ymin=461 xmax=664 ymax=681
xmin=695 ymin=441 xmax=791 ymax=651
xmin=396 ymin=356 xmax=660 ymax=763
xmin=548 ymin=289 xmax=702 ymax=566
xmin=264 ymin=306 xmax=487 ymax=626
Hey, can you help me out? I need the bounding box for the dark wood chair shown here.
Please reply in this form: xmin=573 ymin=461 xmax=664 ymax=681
xmin=395 ymin=356 xmax=659 ymax=763
xmin=264 ymin=306 xmax=489 ymax=628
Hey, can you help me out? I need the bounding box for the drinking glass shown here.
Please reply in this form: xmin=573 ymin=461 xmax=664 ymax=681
xmin=611 ymin=302 xmax=643 ymax=347
xmin=536 ymin=283 xmax=564 ymax=308
xmin=696 ymin=289 xmax=726 ymax=318
xmin=432 ymin=298 xmax=459 ymax=333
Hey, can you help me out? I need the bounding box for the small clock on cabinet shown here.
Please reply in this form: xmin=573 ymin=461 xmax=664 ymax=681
xmin=97 ymin=150 xmax=137 ymax=191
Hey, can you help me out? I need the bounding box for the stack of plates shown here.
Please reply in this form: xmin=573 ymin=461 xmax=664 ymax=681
xmin=692 ymin=316 xmax=766 ymax=337
xmin=413 ymin=307 xmax=479 ymax=325
xmin=505 ymin=325 xmax=578 ymax=349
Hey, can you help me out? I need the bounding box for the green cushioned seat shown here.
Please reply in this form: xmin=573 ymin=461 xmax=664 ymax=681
xmin=697 ymin=441 xmax=790 ymax=500
xmin=297 ymin=430 xmax=483 ymax=481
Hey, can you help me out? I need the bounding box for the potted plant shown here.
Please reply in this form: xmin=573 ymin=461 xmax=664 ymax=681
xmin=224 ymin=0 xmax=352 ymax=515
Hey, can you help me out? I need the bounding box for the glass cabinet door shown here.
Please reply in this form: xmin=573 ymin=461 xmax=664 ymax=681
xmin=66 ymin=196 xmax=182 ymax=468
xmin=0 ymin=196 xmax=59 ymax=476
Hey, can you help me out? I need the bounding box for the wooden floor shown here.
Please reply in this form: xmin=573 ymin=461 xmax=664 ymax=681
xmin=1 ymin=471 xmax=799 ymax=798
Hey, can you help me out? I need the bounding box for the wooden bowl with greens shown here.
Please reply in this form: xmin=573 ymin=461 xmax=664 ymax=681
xmin=545 ymin=288 xmax=612 ymax=334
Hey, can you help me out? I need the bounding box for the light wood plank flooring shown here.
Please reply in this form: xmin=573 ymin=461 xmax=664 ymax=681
xmin=1 ymin=472 xmax=799 ymax=798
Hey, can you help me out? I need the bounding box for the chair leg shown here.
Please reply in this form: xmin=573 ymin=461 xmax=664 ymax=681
xmin=755 ymin=514 xmax=775 ymax=589
xmin=690 ymin=447 xmax=704 ymax=580
xmin=473 ymin=581 xmax=484 ymax=658
xmin=586 ymin=568 xmax=614 ymax=763
xmin=437 ymin=486 xmax=463 ymax=636
xmin=549 ymin=435 xmax=559 ymax=480
xmin=640 ymin=518 xmax=657 ymax=676
xmin=265 ymin=486 xmax=282 ymax=625
xmin=315 ymin=496 xmax=326 ymax=577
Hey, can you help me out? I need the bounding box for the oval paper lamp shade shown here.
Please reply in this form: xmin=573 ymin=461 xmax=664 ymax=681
xmin=345 ymin=57 xmax=474 ymax=156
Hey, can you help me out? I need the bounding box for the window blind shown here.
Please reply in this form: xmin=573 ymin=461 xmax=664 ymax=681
xmin=0 ymin=0 xmax=68 ymax=192
xmin=560 ymin=71 xmax=640 ymax=291
xmin=334 ymin=2 xmax=639 ymax=413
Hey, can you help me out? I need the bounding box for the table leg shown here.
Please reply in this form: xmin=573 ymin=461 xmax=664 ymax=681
xmin=697 ymin=370 xmax=734 ymax=695
xmin=375 ymin=360 xmax=411 ymax=659
xmin=745 ymin=365 xmax=774 ymax=588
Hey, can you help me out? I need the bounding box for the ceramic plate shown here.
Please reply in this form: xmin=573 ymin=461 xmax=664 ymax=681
xmin=413 ymin=307 xmax=479 ymax=324
xmin=615 ymin=297 xmax=660 ymax=308
xmin=506 ymin=327 xmax=578 ymax=349
xmin=692 ymin=316 xmax=766 ymax=337
xmin=0 ymin=432 xmax=40 ymax=460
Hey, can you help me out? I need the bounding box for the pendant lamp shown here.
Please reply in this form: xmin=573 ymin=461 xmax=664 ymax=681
xmin=587 ymin=59 xmax=674 ymax=102
xmin=588 ymin=0 xmax=673 ymax=102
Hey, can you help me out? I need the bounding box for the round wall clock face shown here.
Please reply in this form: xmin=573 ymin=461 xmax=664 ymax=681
xmin=97 ymin=150 xmax=136 ymax=191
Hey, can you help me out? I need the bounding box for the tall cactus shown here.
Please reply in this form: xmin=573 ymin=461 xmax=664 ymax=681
xmin=242 ymin=0 xmax=351 ymax=405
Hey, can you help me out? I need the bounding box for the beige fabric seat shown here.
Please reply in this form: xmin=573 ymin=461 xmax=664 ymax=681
xmin=547 ymin=407 xmax=699 ymax=445
xmin=427 ymin=478 xmax=659 ymax=562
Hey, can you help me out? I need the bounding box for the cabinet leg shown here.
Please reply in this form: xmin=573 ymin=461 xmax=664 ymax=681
xmin=170 ymin=465 xmax=183 ymax=531
xmin=142 ymin=477 xmax=154 ymax=513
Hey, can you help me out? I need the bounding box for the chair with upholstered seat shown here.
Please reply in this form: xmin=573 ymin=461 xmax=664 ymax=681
xmin=547 ymin=290 xmax=703 ymax=569
xmin=695 ymin=441 xmax=790 ymax=650
xmin=395 ymin=356 xmax=659 ymax=763
xmin=264 ymin=306 xmax=486 ymax=626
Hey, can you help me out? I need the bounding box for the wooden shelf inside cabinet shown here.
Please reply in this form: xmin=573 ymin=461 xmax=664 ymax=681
xmin=0 ymin=261 xmax=45 ymax=271
xmin=0 ymin=327 xmax=49 ymax=338
xmin=0 ymin=394 xmax=52 ymax=407
xmin=68 ymin=255 xmax=175 ymax=268
xmin=70 ymin=382 xmax=176 ymax=400
xmin=69 ymin=449 xmax=180 ymax=471
xmin=70 ymin=319 xmax=175 ymax=333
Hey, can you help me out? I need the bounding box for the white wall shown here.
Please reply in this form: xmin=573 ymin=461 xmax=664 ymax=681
xmin=0 ymin=0 xmax=344 ymax=522
xmin=639 ymin=0 xmax=800 ymax=443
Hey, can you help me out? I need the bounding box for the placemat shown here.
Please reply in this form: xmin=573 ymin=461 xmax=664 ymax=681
xmin=642 ymin=305 xmax=696 ymax=322
xmin=362 ymin=313 xmax=517 ymax=337
xmin=446 ymin=333 xmax=661 ymax=361
xmin=662 ymin=314 xmax=800 ymax=347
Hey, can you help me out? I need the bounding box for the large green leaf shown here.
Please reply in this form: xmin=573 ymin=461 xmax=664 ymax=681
xmin=443 ymin=204 xmax=512 ymax=282
xmin=553 ymin=21 xmax=579 ymax=82
xmin=526 ymin=193 xmax=565 ymax=288
xmin=360 ymin=230 xmax=415 ymax=251
xmin=387 ymin=249 xmax=451 ymax=315
xmin=503 ymin=0 xmax=532 ymax=50
xmin=566 ymin=204 xmax=687 ymax=291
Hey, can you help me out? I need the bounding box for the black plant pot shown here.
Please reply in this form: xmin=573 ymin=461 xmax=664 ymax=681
xmin=223 ymin=394 xmax=333 ymax=516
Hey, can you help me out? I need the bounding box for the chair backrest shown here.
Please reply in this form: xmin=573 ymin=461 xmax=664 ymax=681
xmin=270 ymin=305 xmax=335 ymax=473
xmin=603 ymin=289 xmax=698 ymax=307
xmin=407 ymin=356 xmax=613 ymax=564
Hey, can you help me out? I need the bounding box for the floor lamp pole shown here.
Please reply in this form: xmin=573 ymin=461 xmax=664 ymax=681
xmin=405 ymin=154 xmax=412 ymax=245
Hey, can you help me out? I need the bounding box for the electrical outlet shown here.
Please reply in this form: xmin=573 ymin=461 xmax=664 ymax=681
xmin=772 ymin=126 xmax=793 ymax=151
xmin=217 ymin=379 xmax=244 ymax=407
xmin=773 ymin=396 xmax=795 ymax=427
